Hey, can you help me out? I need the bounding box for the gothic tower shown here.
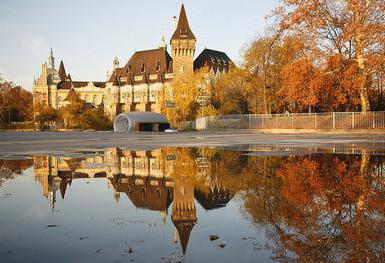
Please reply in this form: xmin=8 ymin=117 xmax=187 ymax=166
xmin=171 ymin=4 xmax=196 ymax=78
xmin=48 ymin=47 xmax=55 ymax=70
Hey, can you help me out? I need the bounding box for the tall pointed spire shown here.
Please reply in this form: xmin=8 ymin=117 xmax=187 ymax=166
xmin=159 ymin=33 xmax=167 ymax=49
xmin=171 ymin=4 xmax=196 ymax=42
xmin=170 ymin=4 xmax=196 ymax=77
xmin=58 ymin=60 xmax=66 ymax=81
xmin=48 ymin=47 xmax=55 ymax=70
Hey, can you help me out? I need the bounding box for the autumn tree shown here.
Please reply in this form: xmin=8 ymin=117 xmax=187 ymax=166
xmin=275 ymin=0 xmax=385 ymax=112
xmin=212 ymin=67 xmax=253 ymax=114
xmin=162 ymin=69 xmax=218 ymax=125
xmin=0 ymin=159 xmax=33 ymax=187
xmin=59 ymin=89 xmax=112 ymax=130
xmin=244 ymin=34 xmax=281 ymax=114
xmin=245 ymin=34 xmax=311 ymax=113
xmin=0 ymin=77 xmax=33 ymax=127
xmin=34 ymin=104 xmax=61 ymax=130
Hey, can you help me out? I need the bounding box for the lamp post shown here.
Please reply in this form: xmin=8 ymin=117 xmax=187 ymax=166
xmin=196 ymin=83 xmax=209 ymax=118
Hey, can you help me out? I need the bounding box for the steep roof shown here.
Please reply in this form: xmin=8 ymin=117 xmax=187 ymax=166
xmin=194 ymin=49 xmax=233 ymax=73
xmin=108 ymin=47 xmax=173 ymax=85
xmin=171 ymin=4 xmax=196 ymax=42
xmin=63 ymin=88 xmax=81 ymax=102
xmin=58 ymin=61 xmax=67 ymax=81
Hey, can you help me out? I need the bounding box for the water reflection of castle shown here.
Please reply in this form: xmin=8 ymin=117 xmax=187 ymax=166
xmin=33 ymin=148 xmax=233 ymax=255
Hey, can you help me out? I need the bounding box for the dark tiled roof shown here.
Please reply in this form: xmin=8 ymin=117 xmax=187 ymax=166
xmin=108 ymin=47 xmax=173 ymax=85
xmin=194 ymin=49 xmax=233 ymax=73
xmin=58 ymin=61 xmax=67 ymax=81
xmin=57 ymin=80 xmax=106 ymax=89
xmin=194 ymin=187 xmax=234 ymax=210
xmin=171 ymin=4 xmax=196 ymax=42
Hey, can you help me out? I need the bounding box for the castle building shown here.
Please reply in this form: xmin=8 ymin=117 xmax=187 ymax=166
xmin=32 ymin=4 xmax=233 ymax=120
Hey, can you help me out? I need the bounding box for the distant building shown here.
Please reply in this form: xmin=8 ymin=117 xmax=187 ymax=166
xmin=32 ymin=4 xmax=233 ymax=120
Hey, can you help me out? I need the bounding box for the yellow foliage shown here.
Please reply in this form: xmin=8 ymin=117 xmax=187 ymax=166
xmin=162 ymin=68 xmax=218 ymax=126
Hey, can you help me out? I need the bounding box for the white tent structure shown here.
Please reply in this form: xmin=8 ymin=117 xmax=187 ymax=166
xmin=113 ymin=112 xmax=170 ymax=132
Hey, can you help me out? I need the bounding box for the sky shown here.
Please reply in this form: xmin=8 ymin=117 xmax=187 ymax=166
xmin=0 ymin=0 xmax=279 ymax=91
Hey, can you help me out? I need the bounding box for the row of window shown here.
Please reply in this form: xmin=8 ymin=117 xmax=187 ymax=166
xmin=127 ymin=61 xmax=162 ymax=73
xmin=121 ymin=90 xmax=160 ymax=103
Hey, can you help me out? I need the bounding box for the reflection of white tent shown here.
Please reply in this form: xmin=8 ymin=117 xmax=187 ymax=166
xmin=114 ymin=112 xmax=169 ymax=132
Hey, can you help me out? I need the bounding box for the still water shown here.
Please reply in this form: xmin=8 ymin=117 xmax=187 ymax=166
xmin=0 ymin=147 xmax=384 ymax=262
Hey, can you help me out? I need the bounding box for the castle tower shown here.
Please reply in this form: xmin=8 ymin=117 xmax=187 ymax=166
xmin=170 ymin=4 xmax=196 ymax=78
xmin=48 ymin=48 xmax=55 ymax=70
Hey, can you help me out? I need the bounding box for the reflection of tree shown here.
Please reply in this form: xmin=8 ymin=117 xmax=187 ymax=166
xmin=243 ymin=154 xmax=385 ymax=262
xmin=0 ymin=159 xmax=33 ymax=187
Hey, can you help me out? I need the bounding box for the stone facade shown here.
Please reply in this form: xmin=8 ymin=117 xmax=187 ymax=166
xmin=32 ymin=4 xmax=232 ymax=121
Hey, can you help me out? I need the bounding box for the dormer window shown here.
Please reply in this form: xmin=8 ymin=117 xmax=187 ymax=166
xmin=128 ymin=65 xmax=131 ymax=71
xmin=141 ymin=63 xmax=145 ymax=73
xmin=180 ymin=29 xmax=188 ymax=37
xmin=156 ymin=61 xmax=161 ymax=71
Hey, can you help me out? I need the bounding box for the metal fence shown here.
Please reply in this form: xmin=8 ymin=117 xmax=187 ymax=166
xmin=178 ymin=120 xmax=196 ymax=130
xmin=195 ymin=111 xmax=385 ymax=130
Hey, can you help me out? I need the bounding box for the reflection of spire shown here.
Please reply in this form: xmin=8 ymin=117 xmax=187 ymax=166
xmin=171 ymin=176 xmax=197 ymax=255
xmin=173 ymin=226 xmax=178 ymax=243
xmin=114 ymin=192 xmax=121 ymax=203
xmin=59 ymin=177 xmax=69 ymax=199
xmin=49 ymin=190 xmax=56 ymax=211
xmin=160 ymin=210 xmax=167 ymax=225
xmin=172 ymin=219 xmax=195 ymax=255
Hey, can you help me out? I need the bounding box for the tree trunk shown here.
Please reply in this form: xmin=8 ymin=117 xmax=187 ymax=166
xmin=263 ymin=86 xmax=268 ymax=114
xmin=354 ymin=3 xmax=371 ymax=112
xmin=357 ymin=45 xmax=370 ymax=111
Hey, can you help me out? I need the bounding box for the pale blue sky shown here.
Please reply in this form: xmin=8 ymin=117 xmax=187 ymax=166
xmin=0 ymin=0 xmax=279 ymax=90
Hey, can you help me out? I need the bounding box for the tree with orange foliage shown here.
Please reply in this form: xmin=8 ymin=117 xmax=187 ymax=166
xmin=275 ymin=0 xmax=385 ymax=112
xmin=278 ymin=59 xmax=321 ymax=113
xmin=245 ymin=34 xmax=313 ymax=113
xmin=0 ymin=77 xmax=33 ymax=127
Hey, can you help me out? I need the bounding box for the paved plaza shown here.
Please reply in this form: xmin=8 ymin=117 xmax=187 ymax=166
xmin=0 ymin=131 xmax=384 ymax=158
